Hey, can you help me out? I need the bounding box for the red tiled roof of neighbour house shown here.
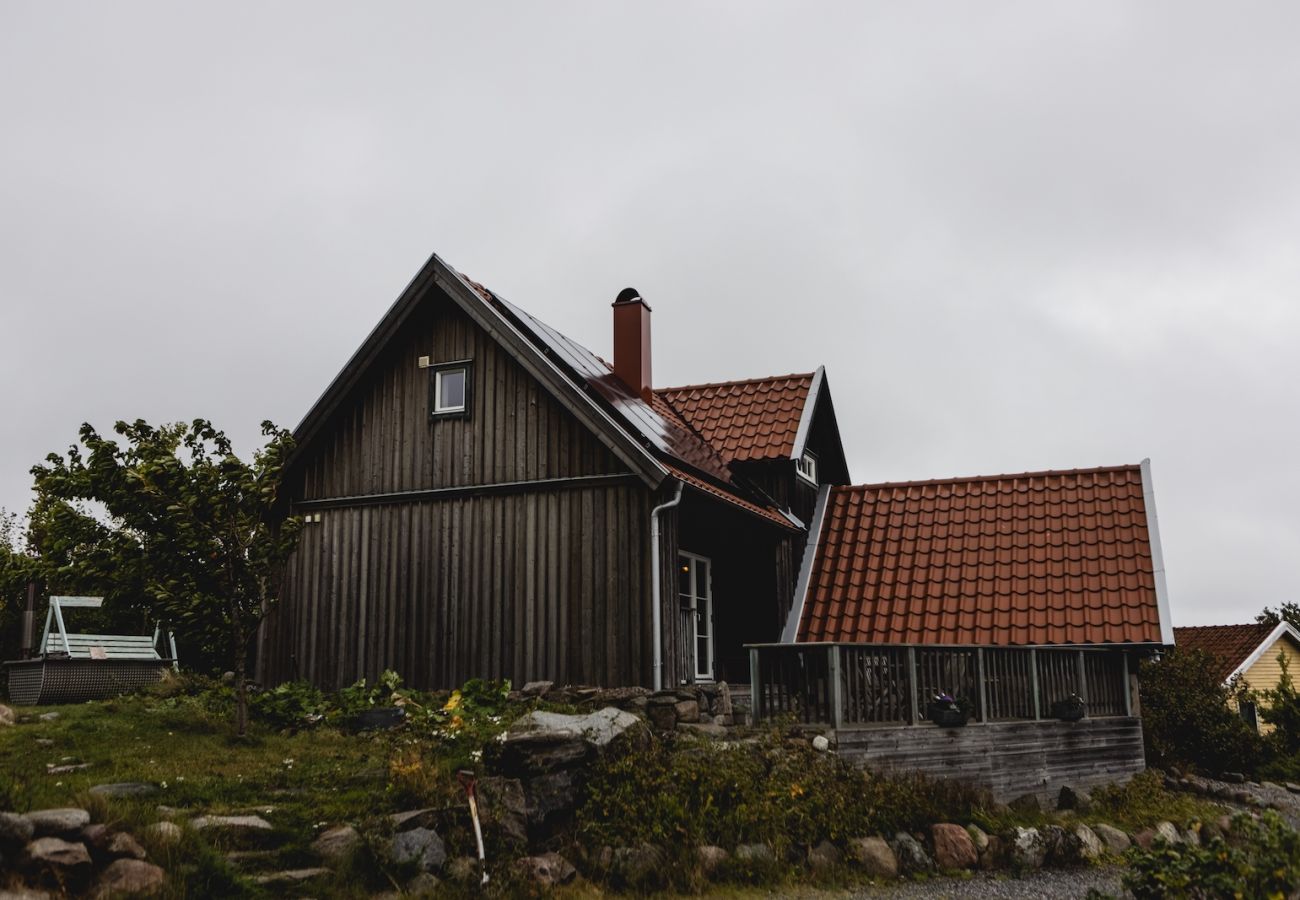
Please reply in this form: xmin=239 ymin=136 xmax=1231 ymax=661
xmin=656 ymin=373 xmax=814 ymax=463
xmin=1173 ymin=624 xmax=1276 ymax=682
xmin=797 ymin=464 xmax=1165 ymax=646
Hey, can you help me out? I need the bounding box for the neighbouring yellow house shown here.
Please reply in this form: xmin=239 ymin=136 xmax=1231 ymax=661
xmin=1175 ymin=622 xmax=1300 ymax=732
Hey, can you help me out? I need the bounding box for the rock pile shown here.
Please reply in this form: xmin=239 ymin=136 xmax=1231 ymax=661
xmin=0 ymin=806 xmax=165 ymax=897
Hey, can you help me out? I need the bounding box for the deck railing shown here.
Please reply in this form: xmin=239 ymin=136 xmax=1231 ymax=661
xmin=747 ymin=642 xmax=1132 ymax=728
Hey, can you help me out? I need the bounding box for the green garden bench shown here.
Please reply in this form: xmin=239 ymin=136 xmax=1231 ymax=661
xmin=3 ymin=596 xmax=178 ymax=705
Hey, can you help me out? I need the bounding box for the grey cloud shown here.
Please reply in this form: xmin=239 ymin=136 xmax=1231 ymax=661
xmin=2 ymin=1 xmax=1298 ymax=625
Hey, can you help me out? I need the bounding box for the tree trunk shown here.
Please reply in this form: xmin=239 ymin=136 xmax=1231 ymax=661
xmin=235 ymin=623 xmax=248 ymax=737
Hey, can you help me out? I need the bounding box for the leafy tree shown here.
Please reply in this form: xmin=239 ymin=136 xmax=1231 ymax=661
xmin=1257 ymin=603 xmax=1300 ymax=631
xmin=1139 ymin=647 xmax=1263 ymax=775
xmin=1259 ymin=652 xmax=1300 ymax=757
xmin=31 ymin=419 xmax=301 ymax=735
xmin=0 ymin=509 xmax=43 ymax=662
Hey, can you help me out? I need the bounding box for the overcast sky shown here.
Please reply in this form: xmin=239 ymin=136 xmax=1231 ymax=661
xmin=2 ymin=2 xmax=1297 ymax=627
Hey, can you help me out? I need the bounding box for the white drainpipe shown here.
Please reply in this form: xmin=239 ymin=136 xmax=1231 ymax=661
xmin=650 ymin=481 xmax=684 ymax=691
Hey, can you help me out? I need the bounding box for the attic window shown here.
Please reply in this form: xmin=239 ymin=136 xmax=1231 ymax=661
xmin=427 ymin=359 xmax=472 ymax=418
xmin=796 ymin=451 xmax=818 ymax=485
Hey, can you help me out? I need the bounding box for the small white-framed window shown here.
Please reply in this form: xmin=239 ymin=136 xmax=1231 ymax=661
xmin=435 ymin=369 xmax=466 ymax=412
xmin=795 ymin=450 xmax=818 ymax=485
xmin=426 ymin=359 xmax=473 ymax=418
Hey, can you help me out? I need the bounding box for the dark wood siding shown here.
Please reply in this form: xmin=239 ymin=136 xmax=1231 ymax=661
xmin=836 ymin=718 xmax=1146 ymax=804
xmin=295 ymin=296 xmax=625 ymax=502
xmin=263 ymin=289 xmax=665 ymax=689
xmin=265 ymin=484 xmax=654 ymax=689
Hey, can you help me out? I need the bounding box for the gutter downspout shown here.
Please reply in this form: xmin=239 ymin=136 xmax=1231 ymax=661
xmin=650 ymin=482 xmax=684 ymax=691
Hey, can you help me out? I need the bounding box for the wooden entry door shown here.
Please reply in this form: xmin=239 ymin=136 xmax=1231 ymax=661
xmin=679 ymin=552 xmax=714 ymax=682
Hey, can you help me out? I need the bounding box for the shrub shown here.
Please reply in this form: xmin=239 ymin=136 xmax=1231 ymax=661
xmin=249 ymin=680 xmax=330 ymax=729
xmin=1138 ymin=648 xmax=1263 ymax=775
xmin=1089 ymin=770 xmax=1224 ymax=832
xmin=1124 ymin=811 xmax=1300 ymax=899
xmin=1259 ymin=653 xmax=1300 ymax=755
xmin=578 ymin=729 xmax=991 ymax=870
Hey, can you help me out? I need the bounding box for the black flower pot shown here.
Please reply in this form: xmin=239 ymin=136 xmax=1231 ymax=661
xmin=1051 ymin=699 xmax=1087 ymax=722
xmin=926 ymin=704 xmax=968 ymax=727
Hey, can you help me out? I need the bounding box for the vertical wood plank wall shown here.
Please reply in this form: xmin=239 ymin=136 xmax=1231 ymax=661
xmin=263 ymin=290 xmax=664 ymax=689
xmin=266 ymin=486 xmax=654 ymax=689
xmin=296 ymin=297 xmax=626 ymax=501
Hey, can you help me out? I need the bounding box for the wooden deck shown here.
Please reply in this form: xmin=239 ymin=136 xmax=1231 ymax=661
xmin=836 ymin=717 xmax=1146 ymax=804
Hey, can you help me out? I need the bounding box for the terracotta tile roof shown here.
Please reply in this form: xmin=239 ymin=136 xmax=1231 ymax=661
xmin=798 ymin=465 xmax=1164 ymax=646
xmin=1173 ymin=624 xmax=1275 ymax=682
xmin=656 ymin=373 xmax=814 ymax=463
xmin=662 ymin=462 xmax=799 ymax=530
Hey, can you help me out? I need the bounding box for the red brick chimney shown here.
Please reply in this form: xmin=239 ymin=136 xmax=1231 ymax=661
xmin=612 ymin=287 xmax=652 ymax=401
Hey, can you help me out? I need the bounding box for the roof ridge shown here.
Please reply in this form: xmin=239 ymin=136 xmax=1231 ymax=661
xmin=655 ymin=371 xmax=816 ymax=394
xmin=836 ymin=463 xmax=1145 ymax=492
xmin=1174 ymin=623 xmax=1271 ymax=631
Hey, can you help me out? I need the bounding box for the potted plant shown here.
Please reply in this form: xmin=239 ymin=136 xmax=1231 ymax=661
xmin=926 ymin=692 xmax=968 ymax=727
xmin=1051 ymin=693 xmax=1087 ymax=722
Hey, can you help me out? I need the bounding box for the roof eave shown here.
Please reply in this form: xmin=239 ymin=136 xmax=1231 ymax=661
xmin=1140 ymin=458 xmax=1176 ymax=646
xmin=284 ymin=253 xmax=668 ymax=490
xmin=790 ymin=365 xmax=824 ymax=460
xmin=782 ymin=483 xmax=831 ymax=642
xmin=1226 ymin=621 xmax=1300 ymax=683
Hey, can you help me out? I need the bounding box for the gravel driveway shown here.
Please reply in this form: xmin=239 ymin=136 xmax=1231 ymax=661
xmin=848 ymin=866 xmax=1126 ymax=899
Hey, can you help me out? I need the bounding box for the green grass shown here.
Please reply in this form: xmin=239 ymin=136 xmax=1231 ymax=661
xmin=0 ymin=688 xmax=472 ymax=898
xmin=0 ymin=686 xmax=1234 ymax=898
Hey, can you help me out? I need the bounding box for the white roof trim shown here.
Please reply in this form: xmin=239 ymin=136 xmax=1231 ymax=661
xmin=790 ymin=365 xmax=825 ymax=460
xmin=1140 ymin=458 xmax=1175 ymax=646
xmin=1227 ymin=620 xmax=1300 ymax=683
xmin=781 ymin=483 xmax=831 ymax=643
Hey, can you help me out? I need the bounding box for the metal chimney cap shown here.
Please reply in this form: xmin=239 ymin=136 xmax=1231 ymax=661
xmin=612 ymin=287 xmax=650 ymax=309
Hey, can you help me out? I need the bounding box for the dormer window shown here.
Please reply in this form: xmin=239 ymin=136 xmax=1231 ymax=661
xmin=424 ymin=358 xmax=473 ymax=418
xmin=796 ymin=450 xmax=818 ymax=485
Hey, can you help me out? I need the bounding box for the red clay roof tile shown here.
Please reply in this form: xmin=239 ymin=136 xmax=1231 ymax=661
xmin=657 ymin=373 xmax=814 ymax=463
xmin=798 ymin=464 xmax=1164 ymax=646
xmin=1172 ymin=624 xmax=1275 ymax=682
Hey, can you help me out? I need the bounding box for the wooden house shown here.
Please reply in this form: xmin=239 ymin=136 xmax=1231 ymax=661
xmin=1174 ymin=622 xmax=1300 ymax=732
xmin=258 ymin=251 xmax=1175 ymax=799
xmin=260 ymin=255 xmax=848 ymax=692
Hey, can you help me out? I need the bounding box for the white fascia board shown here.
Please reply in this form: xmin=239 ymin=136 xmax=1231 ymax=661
xmin=1227 ymin=621 xmax=1300 ymax=683
xmin=790 ymin=366 xmax=825 ymax=460
xmin=781 ymin=483 xmax=831 ymax=643
xmin=1140 ymin=458 xmax=1176 ymax=646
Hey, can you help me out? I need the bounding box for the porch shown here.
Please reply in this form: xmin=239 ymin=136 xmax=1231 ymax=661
xmin=746 ymin=642 xmax=1145 ymax=802
xmin=747 ymin=642 xmax=1135 ymax=728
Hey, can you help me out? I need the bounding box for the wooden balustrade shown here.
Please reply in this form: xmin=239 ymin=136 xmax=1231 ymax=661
xmin=748 ymin=642 xmax=1132 ymax=728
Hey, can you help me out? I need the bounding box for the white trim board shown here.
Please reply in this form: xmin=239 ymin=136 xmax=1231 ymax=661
xmin=790 ymin=366 xmax=825 ymax=461
xmin=1140 ymin=458 xmax=1176 ymax=646
xmin=1227 ymin=621 xmax=1300 ymax=683
xmin=781 ymin=483 xmax=831 ymax=643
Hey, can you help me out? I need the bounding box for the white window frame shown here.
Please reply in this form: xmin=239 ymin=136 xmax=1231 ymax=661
xmin=432 ymin=365 xmax=469 ymax=415
xmin=679 ymin=551 xmax=714 ymax=682
xmin=795 ymin=450 xmax=818 ymax=485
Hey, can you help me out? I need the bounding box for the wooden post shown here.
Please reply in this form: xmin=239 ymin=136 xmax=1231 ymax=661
xmin=828 ymin=645 xmax=843 ymax=730
xmin=907 ymin=646 xmax=919 ymax=725
xmin=749 ymin=647 xmax=761 ymax=724
xmin=1121 ymin=652 xmax=1132 ymax=717
xmin=976 ymin=648 xmax=988 ymax=723
xmin=1076 ymin=650 xmax=1087 ymax=702
xmin=19 ymin=581 xmax=37 ymax=659
xmin=1030 ymin=648 xmax=1041 ymax=720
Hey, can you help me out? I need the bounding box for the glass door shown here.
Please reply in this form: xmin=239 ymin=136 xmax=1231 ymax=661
xmin=679 ymin=552 xmax=714 ymax=682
